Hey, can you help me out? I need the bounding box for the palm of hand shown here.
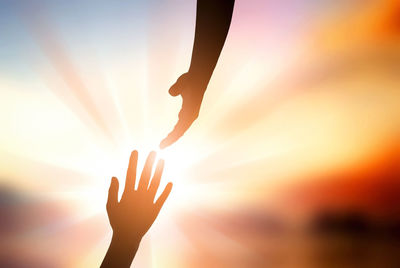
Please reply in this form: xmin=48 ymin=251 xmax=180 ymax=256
xmin=106 ymin=151 xmax=172 ymax=241
xmin=109 ymin=192 xmax=157 ymax=239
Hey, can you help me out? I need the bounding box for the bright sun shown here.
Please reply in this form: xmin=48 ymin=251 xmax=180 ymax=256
xmin=75 ymin=135 xmax=203 ymax=218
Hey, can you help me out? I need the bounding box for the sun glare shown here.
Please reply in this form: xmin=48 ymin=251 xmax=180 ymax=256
xmin=1 ymin=1 xmax=400 ymax=267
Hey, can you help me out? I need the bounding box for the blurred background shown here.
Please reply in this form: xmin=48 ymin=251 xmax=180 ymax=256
xmin=0 ymin=0 xmax=399 ymax=267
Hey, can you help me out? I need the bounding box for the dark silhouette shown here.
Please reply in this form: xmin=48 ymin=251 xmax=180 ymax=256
xmin=101 ymin=151 xmax=173 ymax=267
xmin=160 ymin=0 xmax=235 ymax=148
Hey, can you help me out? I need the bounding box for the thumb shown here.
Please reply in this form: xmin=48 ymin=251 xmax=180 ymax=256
xmin=169 ymin=73 xmax=189 ymax=96
xmin=106 ymin=177 xmax=119 ymax=211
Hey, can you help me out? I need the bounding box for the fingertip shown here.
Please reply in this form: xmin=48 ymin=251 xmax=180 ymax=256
xmin=161 ymin=136 xmax=174 ymax=148
xmin=169 ymin=81 xmax=183 ymax=96
xmin=157 ymin=159 xmax=165 ymax=172
xmin=159 ymin=139 xmax=168 ymax=149
xmin=110 ymin=177 xmax=119 ymax=192
xmin=160 ymin=134 xmax=176 ymax=149
xmin=167 ymin=182 xmax=173 ymax=190
xmin=111 ymin=177 xmax=118 ymax=185
xmin=107 ymin=177 xmax=119 ymax=208
xmin=169 ymin=87 xmax=179 ymax=96
xmin=129 ymin=151 xmax=138 ymax=166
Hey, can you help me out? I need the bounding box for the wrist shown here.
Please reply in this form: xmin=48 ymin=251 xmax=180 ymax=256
xmin=111 ymin=232 xmax=142 ymax=250
xmin=187 ymin=69 xmax=212 ymax=89
xmin=101 ymin=233 xmax=141 ymax=268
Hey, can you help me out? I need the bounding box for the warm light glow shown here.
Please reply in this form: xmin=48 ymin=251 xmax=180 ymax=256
xmin=1 ymin=1 xmax=400 ymax=267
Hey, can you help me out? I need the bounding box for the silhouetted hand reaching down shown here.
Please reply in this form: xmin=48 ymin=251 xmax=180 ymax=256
xmin=101 ymin=151 xmax=173 ymax=268
xmin=160 ymin=72 xmax=207 ymax=148
xmin=160 ymin=0 xmax=235 ymax=148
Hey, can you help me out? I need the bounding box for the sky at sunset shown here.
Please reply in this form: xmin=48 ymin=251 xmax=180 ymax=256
xmin=1 ymin=0 xmax=399 ymax=267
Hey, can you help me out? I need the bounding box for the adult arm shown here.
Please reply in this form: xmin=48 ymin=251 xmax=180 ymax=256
xmin=160 ymin=0 xmax=235 ymax=148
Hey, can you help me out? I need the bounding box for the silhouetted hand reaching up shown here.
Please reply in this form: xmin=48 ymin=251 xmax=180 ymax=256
xmin=101 ymin=150 xmax=173 ymax=268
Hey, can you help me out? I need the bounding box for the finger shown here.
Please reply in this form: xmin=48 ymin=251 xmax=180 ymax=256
xmin=138 ymin=151 xmax=156 ymax=192
xmin=124 ymin=150 xmax=138 ymax=194
xmin=160 ymin=114 xmax=193 ymax=149
xmin=160 ymin=92 xmax=200 ymax=149
xmin=168 ymin=81 xmax=182 ymax=97
xmin=148 ymin=159 xmax=164 ymax=199
xmin=106 ymin=177 xmax=119 ymax=212
xmin=159 ymin=122 xmax=188 ymax=149
xmin=169 ymin=73 xmax=188 ymax=96
xmin=155 ymin=182 xmax=173 ymax=213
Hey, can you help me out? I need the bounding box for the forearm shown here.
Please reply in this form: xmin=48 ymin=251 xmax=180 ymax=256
xmin=188 ymin=0 xmax=235 ymax=86
xmin=101 ymin=234 xmax=141 ymax=268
